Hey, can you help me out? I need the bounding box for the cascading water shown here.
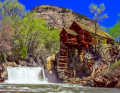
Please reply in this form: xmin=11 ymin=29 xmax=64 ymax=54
xmin=5 ymin=66 xmax=48 ymax=84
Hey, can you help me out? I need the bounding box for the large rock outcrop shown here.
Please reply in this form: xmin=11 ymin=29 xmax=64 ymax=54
xmin=31 ymin=5 xmax=95 ymax=29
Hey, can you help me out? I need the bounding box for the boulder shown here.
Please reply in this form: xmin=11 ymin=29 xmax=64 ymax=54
xmin=7 ymin=62 xmax=18 ymax=67
xmin=35 ymin=56 xmax=43 ymax=67
xmin=93 ymin=77 xmax=106 ymax=87
xmin=18 ymin=60 xmax=26 ymax=66
xmin=106 ymin=78 xmax=118 ymax=87
xmin=0 ymin=63 xmax=8 ymax=83
xmin=25 ymin=56 xmax=38 ymax=67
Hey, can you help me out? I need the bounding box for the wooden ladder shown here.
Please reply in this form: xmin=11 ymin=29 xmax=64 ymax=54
xmin=57 ymin=44 xmax=68 ymax=79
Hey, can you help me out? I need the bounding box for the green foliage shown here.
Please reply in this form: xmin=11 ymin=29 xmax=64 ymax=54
xmin=99 ymin=26 xmax=107 ymax=32
xmin=0 ymin=53 xmax=7 ymax=63
xmin=12 ymin=12 xmax=60 ymax=59
xmin=80 ymin=18 xmax=85 ymax=24
xmin=108 ymin=13 xmax=120 ymax=44
xmin=0 ymin=0 xmax=60 ymax=60
xmin=103 ymin=59 xmax=120 ymax=78
xmin=0 ymin=0 xmax=26 ymax=23
xmin=89 ymin=3 xmax=108 ymax=21
xmin=109 ymin=13 xmax=120 ymax=40
xmin=98 ymin=37 xmax=108 ymax=48
xmin=109 ymin=60 xmax=120 ymax=70
xmin=109 ymin=23 xmax=120 ymax=39
xmin=44 ymin=28 xmax=60 ymax=53
xmin=0 ymin=0 xmax=26 ymax=59
xmin=99 ymin=43 xmax=108 ymax=48
xmin=3 ymin=53 xmax=7 ymax=59
xmin=89 ymin=3 xmax=108 ymax=52
xmin=13 ymin=40 xmax=27 ymax=59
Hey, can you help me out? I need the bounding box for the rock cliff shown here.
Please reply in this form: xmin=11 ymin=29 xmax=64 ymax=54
xmin=31 ymin=5 xmax=95 ymax=29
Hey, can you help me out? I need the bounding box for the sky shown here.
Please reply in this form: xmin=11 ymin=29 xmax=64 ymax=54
xmin=18 ymin=0 xmax=120 ymax=27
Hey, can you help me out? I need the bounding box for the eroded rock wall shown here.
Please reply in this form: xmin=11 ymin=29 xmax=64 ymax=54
xmin=31 ymin=5 xmax=95 ymax=29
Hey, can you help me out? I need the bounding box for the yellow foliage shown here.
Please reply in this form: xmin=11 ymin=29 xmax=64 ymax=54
xmin=46 ymin=54 xmax=55 ymax=70
xmin=49 ymin=70 xmax=53 ymax=74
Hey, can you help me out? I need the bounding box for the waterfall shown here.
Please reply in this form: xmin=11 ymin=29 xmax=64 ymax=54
xmin=5 ymin=66 xmax=48 ymax=84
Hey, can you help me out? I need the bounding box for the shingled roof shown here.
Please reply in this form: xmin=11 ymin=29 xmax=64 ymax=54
xmin=64 ymin=28 xmax=78 ymax=36
xmin=76 ymin=22 xmax=114 ymax=40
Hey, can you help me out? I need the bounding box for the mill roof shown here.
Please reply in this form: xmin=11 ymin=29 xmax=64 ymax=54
xmin=64 ymin=28 xmax=78 ymax=35
xmin=75 ymin=22 xmax=114 ymax=40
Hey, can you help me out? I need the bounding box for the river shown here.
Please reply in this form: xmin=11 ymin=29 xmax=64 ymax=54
xmin=0 ymin=67 xmax=119 ymax=93
xmin=0 ymin=83 xmax=120 ymax=93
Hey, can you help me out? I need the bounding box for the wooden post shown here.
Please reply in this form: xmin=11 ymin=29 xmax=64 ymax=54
xmin=4 ymin=58 xmax=8 ymax=66
xmin=73 ymin=70 xmax=76 ymax=81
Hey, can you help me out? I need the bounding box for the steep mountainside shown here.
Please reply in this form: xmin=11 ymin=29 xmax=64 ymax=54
xmin=31 ymin=5 xmax=95 ymax=29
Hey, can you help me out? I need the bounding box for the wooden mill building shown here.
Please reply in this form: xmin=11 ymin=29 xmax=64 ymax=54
xmin=57 ymin=21 xmax=114 ymax=79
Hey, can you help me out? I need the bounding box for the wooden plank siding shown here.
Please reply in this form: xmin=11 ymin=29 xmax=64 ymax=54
xmin=57 ymin=21 xmax=114 ymax=79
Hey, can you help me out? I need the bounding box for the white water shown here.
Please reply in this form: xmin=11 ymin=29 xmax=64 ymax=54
xmin=5 ymin=66 xmax=48 ymax=84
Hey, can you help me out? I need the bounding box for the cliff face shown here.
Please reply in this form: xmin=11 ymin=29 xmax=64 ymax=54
xmin=31 ymin=5 xmax=95 ymax=29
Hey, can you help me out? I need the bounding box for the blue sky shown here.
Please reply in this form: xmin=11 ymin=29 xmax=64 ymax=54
xmin=18 ymin=0 xmax=120 ymax=27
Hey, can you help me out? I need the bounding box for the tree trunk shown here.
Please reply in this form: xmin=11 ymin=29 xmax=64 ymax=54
xmin=118 ymin=36 xmax=119 ymax=46
xmin=94 ymin=20 xmax=97 ymax=53
xmin=117 ymin=36 xmax=120 ymax=51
